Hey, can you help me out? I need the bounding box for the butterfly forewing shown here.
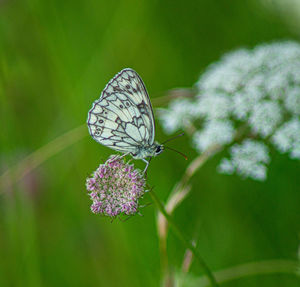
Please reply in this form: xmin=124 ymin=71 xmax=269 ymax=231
xmin=87 ymin=68 xmax=155 ymax=154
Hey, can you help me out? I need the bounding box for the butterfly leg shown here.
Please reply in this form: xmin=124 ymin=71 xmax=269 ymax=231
xmin=142 ymin=157 xmax=152 ymax=175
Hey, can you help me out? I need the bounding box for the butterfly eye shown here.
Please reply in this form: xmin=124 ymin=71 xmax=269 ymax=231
xmin=156 ymin=146 xmax=162 ymax=154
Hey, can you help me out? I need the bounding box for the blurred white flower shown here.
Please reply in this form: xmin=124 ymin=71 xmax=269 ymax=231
xmin=218 ymin=140 xmax=270 ymax=181
xmin=272 ymin=118 xmax=300 ymax=159
xmin=264 ymin=71 xmax=288 ymax=100
xmin=198 ymin=49 xmax=253 ymax=93
xmin=193 ymin=120 xmax=234 ymax=152
xmin=158 ymin=41 xmax=300 ymax=181
xmin=284 ymin=87 xmax=300 ymax=115
xmin=233 ymin=89 xmax=264 ymax=120
xmin=196 ymin=93 xmax=232 ymax=119
xmin=249 ymin=101 xmax=283 ymax=137
xmin=157 ymin=98 xmax=196 ymax=134
xmin=218 ymin=158 xmax=235 ymax=175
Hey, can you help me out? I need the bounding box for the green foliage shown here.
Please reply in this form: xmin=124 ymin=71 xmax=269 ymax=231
xmin=0 ymin=0 xmax=300 ymax=286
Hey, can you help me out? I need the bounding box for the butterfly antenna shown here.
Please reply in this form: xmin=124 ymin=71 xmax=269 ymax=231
xmin=164 ymin=146 xmax=188 ymax=160
xmin=162 ymin=132 xmax=185 ymax=144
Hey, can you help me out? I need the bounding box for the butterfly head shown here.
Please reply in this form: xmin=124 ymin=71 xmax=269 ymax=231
xmin=154 ymin=143 xmax=164 ymax=156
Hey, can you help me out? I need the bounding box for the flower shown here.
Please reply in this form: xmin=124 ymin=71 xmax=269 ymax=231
xmin=86 ymin=155 xmax=146 ymax=218
xmin=158 ymin=41 xmax=300 ymax=181
xmin=192 ymin=120 xmax=234 ymax=152
xmin=218 ymin=140 xmax=270 ymax=181
xmin=249 ymin=101 xmax=282 ymax=137
xmin=196 ymin=92 xmax=232 ymax=119
xmin=157 ymin=98 xmax=196 ymax=134
xmin=284 ymin=87 xmax=300 ymax=115
xmin=272 ymin=118 xmax=300 ymax=159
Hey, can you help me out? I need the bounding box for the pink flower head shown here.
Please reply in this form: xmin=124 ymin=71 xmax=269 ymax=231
xmin=85 ymin=155 xmax=147 ymax=218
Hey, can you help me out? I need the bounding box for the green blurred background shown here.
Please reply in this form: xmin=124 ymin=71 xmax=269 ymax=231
xmin=1 ymin=0 xmax=300 ymax=286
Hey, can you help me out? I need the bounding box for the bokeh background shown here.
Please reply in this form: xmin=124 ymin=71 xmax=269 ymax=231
xmin=1 ymin=0 xmax=300 ymax=286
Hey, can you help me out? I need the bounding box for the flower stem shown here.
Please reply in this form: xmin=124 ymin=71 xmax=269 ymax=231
xmin=149 ymin=189 xmax=219 ymax=287
xmin=157 ymin=144 xmax=221 ymax=283
xmin=195 ymin=259 xmax=300 ymax=286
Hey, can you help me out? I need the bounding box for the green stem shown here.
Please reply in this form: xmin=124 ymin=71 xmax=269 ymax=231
xmin=195 ymin=260 xmax=300 ymax=286
xmin=149 ymin=189 xmax=219 ymax=287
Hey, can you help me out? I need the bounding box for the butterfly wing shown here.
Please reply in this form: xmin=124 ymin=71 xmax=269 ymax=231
xmin=87 ymin=68 xmax=155 ymax=154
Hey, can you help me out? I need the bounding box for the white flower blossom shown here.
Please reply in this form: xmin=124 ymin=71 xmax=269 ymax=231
xmin=284 ymin=86 xmax=300 ymax=115
xmin=264 ymin=71 xmax=288 ymax=100
xmin=158 ymin=41 xmax=300 ymax=181
xmin=272 ymin=118 xmax=300 ymax=159
xmin=218 ymin=158 xmax=234 ymax=175
xmin=157 ymin=98 xmax=196 ymax=134
xmin=291 ymin=144 xmax=300 ymax=159
xmin=249 ymin=101 xmax=283 ymax=137
xmin=233 ymin=89 xmax=264 ymax=120
xmin=219 ymin=140 xmax=270 ymax=181
xmin=192 ymin=120 xmax=234 ymax=152
xmin=198 ymin=49 xmax=253 ymax=93
xmin=196 ymin=92 xmax=232 ymax=119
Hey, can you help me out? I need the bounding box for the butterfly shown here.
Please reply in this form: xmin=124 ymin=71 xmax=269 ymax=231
xmin=87 ymin=68 xmax=164 ymax=172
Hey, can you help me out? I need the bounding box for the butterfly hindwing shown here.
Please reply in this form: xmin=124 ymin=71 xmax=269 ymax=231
xmin=103 ymin=68 xmax=155 ymax=143
xmin=87 ymin=68 xmax=155 ymax=154
xmin=87 ymin=103 xmax=137 ymax=153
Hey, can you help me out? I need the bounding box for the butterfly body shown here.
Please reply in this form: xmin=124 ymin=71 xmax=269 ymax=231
xmin=131 ymin=142 xmax=164 ymax=159
xmin=87 ymin=68 xmax=163 ymax=170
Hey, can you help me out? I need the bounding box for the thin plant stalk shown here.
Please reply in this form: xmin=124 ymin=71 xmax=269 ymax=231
xmin=156 ymin=124 xmax=249 ymax=280
xmin=149 ymin=189 xmax=219 ymax=287
xmin=194 ymin=259 xmax=300 ymax=286
xmin=0 ymin=125 xmax=86 ymax=192
xmin=157 ymin=144 xmax=221 ymax=281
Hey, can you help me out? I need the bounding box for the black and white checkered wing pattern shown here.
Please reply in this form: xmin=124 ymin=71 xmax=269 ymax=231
xmin=87 ymin=68 xmax=155 ymax=154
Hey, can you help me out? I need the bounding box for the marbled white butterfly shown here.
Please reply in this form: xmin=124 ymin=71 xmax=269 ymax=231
xmin=87 ymin=68 xmax=164 ymax=171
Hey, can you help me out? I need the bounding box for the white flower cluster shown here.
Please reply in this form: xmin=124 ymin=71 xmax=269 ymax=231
xmin=158 ymin=41 xmax=300 ymax=181
xmin=218 ymin=140 xmax=270 ymax=181
xmin=193 ymin=120 xmax=234 ymax=151
xmin=272 ymin=118 xmax=300 ymax=159
xmin=157 ymin=98 xmax=197 ymax=133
